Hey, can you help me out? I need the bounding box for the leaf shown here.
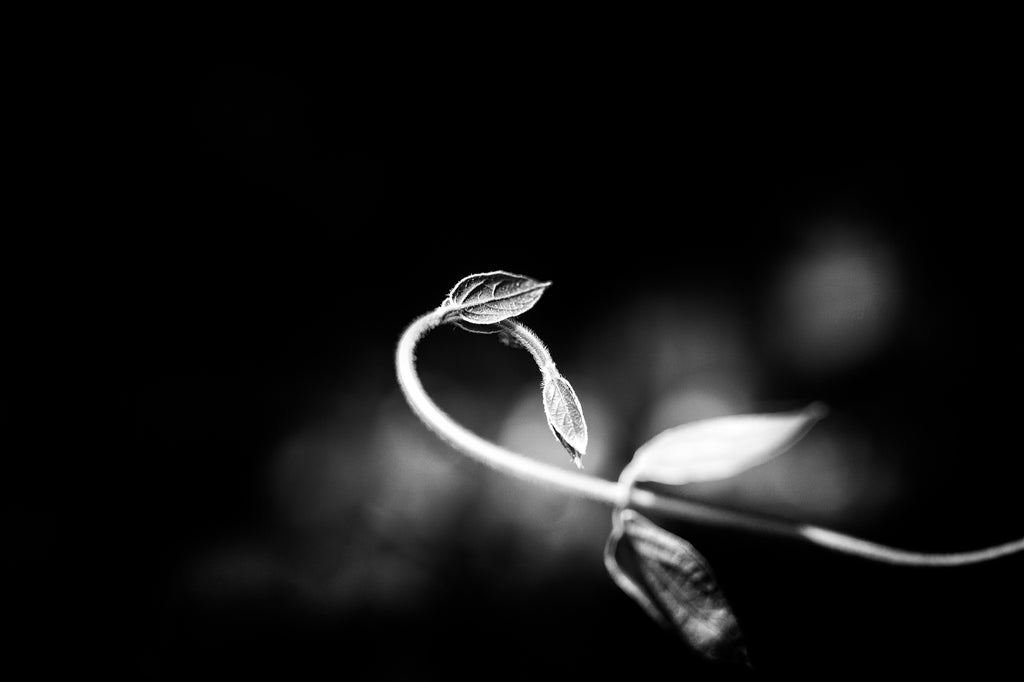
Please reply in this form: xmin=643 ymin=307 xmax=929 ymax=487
xmin=623 ymin=403 xmax=826 ymax=486
xmin=542 ymin=371 xmax=588 ymax=468
xmin=443 ymin=271 xmax=551 ymax=325
xmin=604 ymin=510 xmax=749 ymax=665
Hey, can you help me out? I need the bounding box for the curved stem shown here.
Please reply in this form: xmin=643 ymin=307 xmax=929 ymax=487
xmin=396 ymin=309 xmax=1024 ymax=567
xmin=497 ymin=320 xmax=555 ymax=373
xmin=396 ymin=310 xmax=615 ymax=504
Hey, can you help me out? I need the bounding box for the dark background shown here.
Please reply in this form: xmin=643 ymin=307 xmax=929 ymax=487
xmin=9 ymin=43 xmax=1023 ymax=678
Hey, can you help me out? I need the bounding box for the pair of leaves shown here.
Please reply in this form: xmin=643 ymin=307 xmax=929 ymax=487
xmin=443 ymin=271 xmax=587 ymax=467
xmin=606 ymin=404 xmax=826 ymax=666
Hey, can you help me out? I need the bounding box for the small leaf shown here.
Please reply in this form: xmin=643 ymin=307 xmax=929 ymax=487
xmin=542 ymin=371 xmax=588 ymax=468
xmin=443 ymin=271 xmax=551 ymax=325
xmin=624 ymin=403 xmax=826 ymax=486
xmin=604 ymin=510 xmax=749 ymax=665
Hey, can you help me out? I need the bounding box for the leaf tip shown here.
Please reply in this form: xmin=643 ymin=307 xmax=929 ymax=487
xmin=550 ymin=423 xmax=587 ymax=468
xmin=806 ymin=401 xmax=829 ymax=420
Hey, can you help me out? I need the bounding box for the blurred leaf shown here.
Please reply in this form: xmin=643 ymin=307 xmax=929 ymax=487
xmin=604 ymin=510 xmax=748 ymax=665
xmin=542 ymin=371 xmax=588 ymax=468
xmin=624 ymin=403 xmax=826 ymax=486
xmin=497 ymin=331 xmax=522 ymax=348
xmin=443 ymin=271 xmax=551 ymax=324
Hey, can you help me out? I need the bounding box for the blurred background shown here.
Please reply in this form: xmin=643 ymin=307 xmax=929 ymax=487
xmin=8 ymin=43 xmax=1023 ymax=678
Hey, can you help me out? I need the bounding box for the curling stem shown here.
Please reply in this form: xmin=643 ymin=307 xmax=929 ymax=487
xmin=396 ymin=309 xmax=1024 ymax=567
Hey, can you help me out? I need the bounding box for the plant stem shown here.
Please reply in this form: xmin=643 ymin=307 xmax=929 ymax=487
xmin=497 ymin=319 xmax=555 ymax=374
xmin=396 ymin=309 xmax=1024 ymax=567
xmin=397 ymin=310 xmax=613 ymax=503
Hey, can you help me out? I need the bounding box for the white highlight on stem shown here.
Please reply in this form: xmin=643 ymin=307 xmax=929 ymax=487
xmin=396 ymin=307 xmax=1024 ymax=567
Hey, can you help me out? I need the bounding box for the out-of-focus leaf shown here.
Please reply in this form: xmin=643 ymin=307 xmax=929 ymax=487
xmin=623 ymin=404 xmax=826 ymax=486
xmin=443 ymin=271 xmax=551 ymax=325
xmin=604 ymin=510 xmax=749 ymax=665
xmin=497 ymin=329 xmax=523 ymax=349
xmin=542 ymin=371 xmax=587 ymax=468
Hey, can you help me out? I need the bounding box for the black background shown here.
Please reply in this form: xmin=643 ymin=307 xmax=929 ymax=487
xmin=8 ymin=37 xmax=1023 ymax=679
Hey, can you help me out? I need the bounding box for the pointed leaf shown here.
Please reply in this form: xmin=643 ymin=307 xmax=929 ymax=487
xmin=542 ymin=371 xmax=588 ymax=468
xmin=443 ymin=271 xmax=551 ymax=324
xmin=605 ymin=510 xmax=749 ymax=665
xmin=624 ymin=403 xmax=826 ymax=486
